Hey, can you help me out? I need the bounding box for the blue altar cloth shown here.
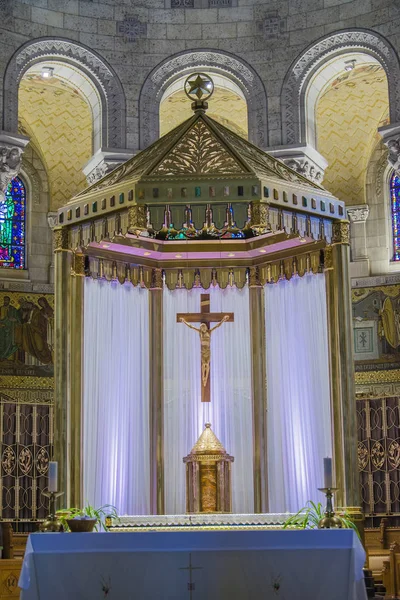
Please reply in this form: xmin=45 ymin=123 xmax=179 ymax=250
xmin=19 ymin=529 xmax=367 ymax=600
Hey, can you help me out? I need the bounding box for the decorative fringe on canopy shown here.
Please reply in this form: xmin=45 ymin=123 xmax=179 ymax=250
xmin=82 ymin=250 xmax=323 ymax=289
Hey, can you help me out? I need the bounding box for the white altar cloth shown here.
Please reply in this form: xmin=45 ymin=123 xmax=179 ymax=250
xmin=19 ymin=529 xmax=367 ymax=600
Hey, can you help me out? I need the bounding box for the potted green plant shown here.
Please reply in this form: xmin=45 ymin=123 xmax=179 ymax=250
xmin=56 ymin=504 xmax=119 ymax=532
xmin=283 ymin=500 xmax=360 ymax=538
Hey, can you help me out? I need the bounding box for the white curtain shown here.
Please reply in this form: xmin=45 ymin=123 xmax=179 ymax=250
xmin=83 ymin=278 xmax=150 ymax=515
xmin=265 ymin=274 xmax=332 ymax=513
xmin=164 ymin=286 xmax=253 ymax=514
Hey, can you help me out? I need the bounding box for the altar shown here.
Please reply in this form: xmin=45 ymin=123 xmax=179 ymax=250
xmin=19 ymin=530 xmax=367 ymax=600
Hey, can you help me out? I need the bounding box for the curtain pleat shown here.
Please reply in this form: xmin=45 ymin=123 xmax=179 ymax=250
xmin=82 ymin=278 xmax=150 ymax=515
xmin=163 ymin=286 xmax=254 ymax=514
xmin=265 ymin=274 xmax=332 ymax=513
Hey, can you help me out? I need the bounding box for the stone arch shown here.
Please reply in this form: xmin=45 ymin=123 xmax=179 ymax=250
xmin=3 ymin=37 xmax=127 ymax=150
xmin=281 ymin=29 xmax=400 ymax=146
xmin=139 ymin=49 xmax=268 ymax=150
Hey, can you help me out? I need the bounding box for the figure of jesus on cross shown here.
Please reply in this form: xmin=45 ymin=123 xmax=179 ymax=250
xmin=177 ymin=293 xmax=234 ymax=403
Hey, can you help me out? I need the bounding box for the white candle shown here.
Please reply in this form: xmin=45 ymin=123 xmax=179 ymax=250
xmin=323 ymin=457 xmax=332 ymax=489
xmin=48 ymin=461 xmax=58 ymax=493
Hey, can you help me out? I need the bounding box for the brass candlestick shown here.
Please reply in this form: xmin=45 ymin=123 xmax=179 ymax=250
xmin=40 ymin=491 xmax=64 ymax=532
xmin=317 ymin=487 xmax=342 ymax=529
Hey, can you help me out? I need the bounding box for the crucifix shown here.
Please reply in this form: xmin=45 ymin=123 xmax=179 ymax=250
xmin=177 ymin=293 xmax=234 ymax=403
xmin=179 ymin=553 xmax=203 ymax=598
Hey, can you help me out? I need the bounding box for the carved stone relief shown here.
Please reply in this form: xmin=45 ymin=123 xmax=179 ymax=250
xmin=139 ymin=50 xmax=268 ymax=150
xmin=117 ymin=16 xmax=147 ymax=42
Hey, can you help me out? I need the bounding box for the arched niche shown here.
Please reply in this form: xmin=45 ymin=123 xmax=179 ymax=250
xmin=281 ymin=29 xmax=400 ymax=146
xmin=160 ymin=73 xmax=248 ymax=139
xmin=139 ymin=49 xmax=268 ymax=150
xmin=3 ymin=37 xmax=127 ymax=150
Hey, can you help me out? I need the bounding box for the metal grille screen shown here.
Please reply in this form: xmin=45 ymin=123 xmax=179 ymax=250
xmin=357 ymin=397 xmax=400 ymax=523
xmin=0 ymin=391 xmax=53 ymax=530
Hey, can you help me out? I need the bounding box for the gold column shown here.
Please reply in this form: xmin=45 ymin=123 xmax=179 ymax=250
xmin=53 ymin=227 xmax=72 ymax=504
xmin=149 ymin=268 xmax=164 ymax=514
xmin=69 ymin=252 xmax=85 ymax=507
xmin=249 ymin=267 xmax=269 ymax=513
xmin=325 ymin=222 xmax=362 ymax=532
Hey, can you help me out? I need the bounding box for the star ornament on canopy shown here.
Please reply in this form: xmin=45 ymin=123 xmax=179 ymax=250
xmin=184 ymin=73 xmax=214 ymax=102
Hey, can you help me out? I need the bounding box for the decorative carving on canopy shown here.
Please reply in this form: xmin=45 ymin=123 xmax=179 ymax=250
xmin=152 ymin=120 xmax=247 ymax=176
xmin=53 ymin=228 xmax=69 ymax=251
xmin=332 ymin=221 xmax=350 ymax=245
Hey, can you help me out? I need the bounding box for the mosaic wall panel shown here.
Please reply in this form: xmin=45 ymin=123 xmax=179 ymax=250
xmin=0 ymin=292 xmax=54 ymax=378
xmin=352 ymin=284 xmax=400 ymax=371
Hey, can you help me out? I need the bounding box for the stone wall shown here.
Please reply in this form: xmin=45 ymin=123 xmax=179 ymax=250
xmin=0 ymin=0 xmax=399 ymax=285
xmin=1 ymin=0 xmax=398 ymax=150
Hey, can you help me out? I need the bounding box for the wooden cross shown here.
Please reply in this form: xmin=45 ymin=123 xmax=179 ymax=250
xmin=176 ymin=293 xmax=234 ymax=403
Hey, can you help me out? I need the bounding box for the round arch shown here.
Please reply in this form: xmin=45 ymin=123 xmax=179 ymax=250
xmin=281 ymin=29 xmax=400 ymax=146
xmin=3 ymin=37 xmax=127 ymax=150
xmin=139 ymin=49 xmax=268 ymax=150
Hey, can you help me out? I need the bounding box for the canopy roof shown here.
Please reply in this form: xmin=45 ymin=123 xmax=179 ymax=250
xmin=74 ymin=110 xmax=322 ymax=199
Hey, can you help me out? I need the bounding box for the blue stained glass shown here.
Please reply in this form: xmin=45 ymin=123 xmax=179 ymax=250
xmin=0 ymin=177 xmax=26 ymax=269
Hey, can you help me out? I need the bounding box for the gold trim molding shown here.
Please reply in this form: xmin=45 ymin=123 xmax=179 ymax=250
xmin=355 ymin=369 xmax=400 ymax=386
xmin=0 ymin=376 xmax=54 ymax=390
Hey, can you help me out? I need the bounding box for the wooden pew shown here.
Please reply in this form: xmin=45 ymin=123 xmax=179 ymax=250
xmin=0 ymin=523 xmax=29 ymax=600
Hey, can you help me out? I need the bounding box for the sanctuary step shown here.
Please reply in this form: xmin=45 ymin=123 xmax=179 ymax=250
xmin=108 ymin=512 xmax=293 ymax=531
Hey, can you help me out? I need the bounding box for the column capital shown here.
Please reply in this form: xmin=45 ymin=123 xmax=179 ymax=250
xmin=249 ymin=201 xmax=269 ymax=233
xmin=248 ymin=266 xmax=262 ymax=287
xmin=266 ymin=143 xmax=328 ymax=185
xmin=379 ymin=122 xmax=400 ymax=175
xmin=346 ymin=204 xmax=370 ymax=223
xmin=150 ymin=268 xmax=163 ymax=290
xmin=53 ymin=227 xmax=69 ymax=252
xmin=83 ymin=147 xmax=134 ymax=185
xmin=0 ymin=130 xmax=30 ymax=199
xmin=332 ymin=221 xmax=350 ymax=245
xmin=72 ymin=253 xmax=86 ymax=277
xmin=128 ymin=204 xmax=147 ymax=234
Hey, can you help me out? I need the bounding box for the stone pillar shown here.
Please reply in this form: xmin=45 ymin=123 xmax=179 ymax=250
xmin=248 ymin=267 xmax=268 ymax=513
xmin=82 ymin=148 xmax=134 ymax=185
xmin=53 ymin=227 xmax=72 ymax=505
xmin=47 ymin=212 xmax=58 ymax=284
xmin=149 ymin=268 xmax=164 ymax=514
xmin=347 ymin=205 xmax=370 ymax=278
xmin=69 ymin=252 xmax=85 ymax=508
xmin=267 ymin=143 xmax=328 ymax=185
xmin=324 ymin=223 xmax=363 ymax=537
xmin=0 ymin=132 xmax=29 ymax=199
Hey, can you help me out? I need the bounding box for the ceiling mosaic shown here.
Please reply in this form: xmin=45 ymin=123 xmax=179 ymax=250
xmin=18 ymin=74 xmax=92 ymax=209
xmin=316 ymin=64 xmax=389 ymax=205
xmin=160 ymin=87 xmax=248 ymax=139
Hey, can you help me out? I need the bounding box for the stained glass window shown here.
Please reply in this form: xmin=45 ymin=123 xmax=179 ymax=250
xmin=0 ymin=177 xmax=26 ymax=269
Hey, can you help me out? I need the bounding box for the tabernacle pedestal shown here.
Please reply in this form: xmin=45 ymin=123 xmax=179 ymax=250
xmin=183 ymin=423 xmax=234 ymax=513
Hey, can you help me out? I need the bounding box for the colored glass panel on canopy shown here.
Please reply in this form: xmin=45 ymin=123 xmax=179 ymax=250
xmin=0 ymin=177 xmax=26 ymax=269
